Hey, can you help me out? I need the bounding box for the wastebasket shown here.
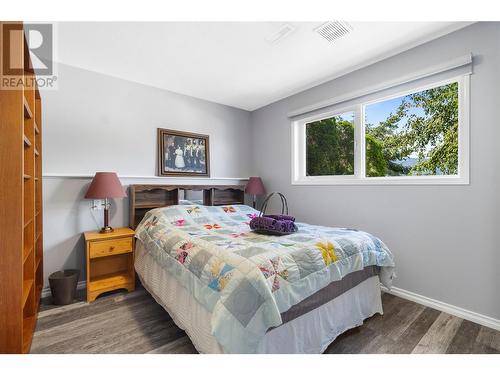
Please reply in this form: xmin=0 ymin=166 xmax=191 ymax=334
xmin=48 ymin=269 xmax=80 ymax=305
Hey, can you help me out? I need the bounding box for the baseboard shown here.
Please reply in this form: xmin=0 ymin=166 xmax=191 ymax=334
xmin=381 ymin=285 xmax=500 ymax=332
xmin=41 ymin=280 xmax=87 ymax=299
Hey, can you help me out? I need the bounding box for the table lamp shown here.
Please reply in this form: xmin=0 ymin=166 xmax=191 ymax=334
xmin=85 ymin=172 xmax=127 ymax=233
xmin=245 ymin=177 xmax=265 ymax=209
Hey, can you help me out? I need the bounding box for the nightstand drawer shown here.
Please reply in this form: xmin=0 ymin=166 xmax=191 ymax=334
xmin=89 ymin=237 xmax=133 ymax=258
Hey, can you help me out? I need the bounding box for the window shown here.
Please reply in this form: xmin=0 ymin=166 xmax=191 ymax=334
xmin=365 ymin=82 xmax=458 ymax=177
xmin=292 ymin=76 xmax=469 ymax=185
xmin=306 ymin=111 xmax=355 ymax=176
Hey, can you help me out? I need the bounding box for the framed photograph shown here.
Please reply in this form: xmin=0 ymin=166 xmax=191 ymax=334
xmin=157 ymin=128 xmax=210 ymax=177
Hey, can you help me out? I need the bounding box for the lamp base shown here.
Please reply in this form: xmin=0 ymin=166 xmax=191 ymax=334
xmin=100 ymin=206 xmax=113 ymax=233
xmin=99 ymin=226 xmax=114 ymax=234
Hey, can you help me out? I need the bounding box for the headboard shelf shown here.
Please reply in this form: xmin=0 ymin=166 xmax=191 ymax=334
xmin=129 ymin=184 xmax=245 ymax=229
xmin=134 ymin=203 xmax=168 ymax=209
xmin=203 ymin=188 xmax=245 ymax=206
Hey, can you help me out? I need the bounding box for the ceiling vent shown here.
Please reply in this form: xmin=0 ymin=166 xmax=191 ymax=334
xmin=266 ymin=23 xmax=296 ymax=44
xmin=314 ymin=21 xmax=353 ymax=42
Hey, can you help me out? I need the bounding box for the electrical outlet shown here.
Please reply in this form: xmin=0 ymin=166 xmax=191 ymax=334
xmin=92 ymin=199 xmax=104 ymax=210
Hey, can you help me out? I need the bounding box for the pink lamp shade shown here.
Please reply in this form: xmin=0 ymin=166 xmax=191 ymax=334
xmin=84 ymin=172 xmax=127 ymax=199
xmin=245 ymin=177 xmax=265 ymax=196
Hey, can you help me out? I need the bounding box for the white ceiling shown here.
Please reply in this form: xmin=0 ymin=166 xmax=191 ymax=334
xmin=54 ymin=22 xmax=472 ymax=111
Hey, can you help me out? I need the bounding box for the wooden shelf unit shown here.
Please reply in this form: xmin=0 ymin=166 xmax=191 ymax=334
xmin=0 ymin=22 xmax=44 ymax=354
xmin=128 ymin=184 xmax=246 ymax=229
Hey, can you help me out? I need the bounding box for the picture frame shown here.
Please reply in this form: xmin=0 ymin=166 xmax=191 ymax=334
xmin=157 ymin=128 xmax=210 ymax=177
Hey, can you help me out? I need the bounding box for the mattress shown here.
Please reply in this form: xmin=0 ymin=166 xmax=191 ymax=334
xmin=135 ymin=240 xmax=384 ymax=353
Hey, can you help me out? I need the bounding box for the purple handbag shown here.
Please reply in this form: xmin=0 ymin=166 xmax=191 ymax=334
xmin=249 ymin=192 xmax=298 ymax=236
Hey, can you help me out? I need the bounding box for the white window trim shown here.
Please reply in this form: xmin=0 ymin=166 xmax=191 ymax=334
xmin=291 ymin=75 xmax=470 ymax=185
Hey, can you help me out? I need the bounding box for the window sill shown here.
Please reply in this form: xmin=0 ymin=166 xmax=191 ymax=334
xmin=291 ymin=175 xmax=469 ymax=186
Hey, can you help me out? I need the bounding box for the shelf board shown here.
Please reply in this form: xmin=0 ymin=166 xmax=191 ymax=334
xmin=35 ymin=255 xmax=42 ymax=270
xmin=22 ymin=279 xmax=34 ymax=307
xmin=23 ymin=135 xmax=32 ymax=147
xmin=89 ymin=271 xmax=133 ymax=291
xmin=35 ymin=231 xmax=42 ymax=241
xmin=23 ymin=245 xmax=33 ymax=263
xmin=24 ymin=97 xmax=33 ymax=119
xmin=24 ymin=218 xmax=33 ymax=228
xmin=214 ymin=200 xmax=245 ymax=205
xmin=34 ymin=123 xmax=40 ymax=134
xmin=135 ymin=203 xmax=172 ymax=209
xmin=34 ymin=149 xmax=39 ymax=156
xmin=23 ymin=174 xmax=31 ymax=180
xmin=34 ymin=177 xmax=39 ymax=181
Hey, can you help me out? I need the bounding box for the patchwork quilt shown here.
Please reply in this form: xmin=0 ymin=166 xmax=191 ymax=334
xmin=135 ymin=204 xmax=395 ymax=353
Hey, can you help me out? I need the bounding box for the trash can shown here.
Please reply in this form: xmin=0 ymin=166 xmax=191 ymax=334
xmin=48 ymin=269 xmax=80 ymax=305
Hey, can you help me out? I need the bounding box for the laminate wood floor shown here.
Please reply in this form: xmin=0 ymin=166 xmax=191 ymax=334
xmin=31 ymin=288 xmax=500 ymax=354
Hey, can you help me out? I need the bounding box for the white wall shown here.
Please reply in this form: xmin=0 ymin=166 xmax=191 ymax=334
xmin=250 ymin=22 xmax=500 ymax=320
xmin=41 ymin=63 xmax=252 ymax=287
xmin=43 ymin=63 xmax=252 ymax=178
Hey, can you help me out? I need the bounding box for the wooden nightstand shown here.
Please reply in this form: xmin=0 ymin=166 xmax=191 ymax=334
xmin=84 ymin=228 xmax=135 ymax=302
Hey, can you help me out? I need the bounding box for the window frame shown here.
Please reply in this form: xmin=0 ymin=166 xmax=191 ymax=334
xmin=302 ymin=106 xmax=358 ymax=179
xmin=291 ymin=75 xmax=470 ymax=185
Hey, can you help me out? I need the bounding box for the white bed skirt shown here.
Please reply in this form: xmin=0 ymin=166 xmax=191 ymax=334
xmin=135 ymin=240 xmax=383 ymax=354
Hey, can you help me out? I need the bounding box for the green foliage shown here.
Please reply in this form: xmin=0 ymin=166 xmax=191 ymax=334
xmin=366 ymin=82 xmax=459 ymax=176
xmin=365 ymin=133 xmax=388 ymax=177
xmin=306 ymin=82 xmax=459 ymax=177
xmin=306 ymin=117 xmax=354 ymax=176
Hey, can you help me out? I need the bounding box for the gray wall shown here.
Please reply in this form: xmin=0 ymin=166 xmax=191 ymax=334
xmin=250 ymin=22 xmax=500 ymax=320
xmin=41 ymin=63 xmax=252 ymax=287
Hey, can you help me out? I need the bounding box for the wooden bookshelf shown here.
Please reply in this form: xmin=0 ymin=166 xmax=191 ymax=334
xmin=0 ymin=21 xmax=44 ymax=354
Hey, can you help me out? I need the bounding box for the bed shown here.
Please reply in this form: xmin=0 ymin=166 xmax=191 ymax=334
xmin=130 ymin=185 xmax=395 ymax=354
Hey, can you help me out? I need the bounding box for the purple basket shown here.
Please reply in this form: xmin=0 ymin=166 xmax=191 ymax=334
xmin=249 ymin=192 xmax=297 ymax=236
